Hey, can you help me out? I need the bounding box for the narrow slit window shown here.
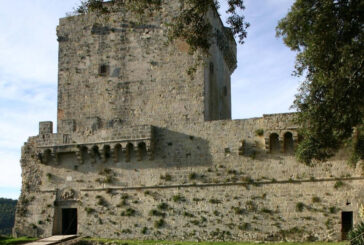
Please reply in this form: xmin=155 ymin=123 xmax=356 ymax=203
xmin=99 ymin=64 xmax=109 ymax=76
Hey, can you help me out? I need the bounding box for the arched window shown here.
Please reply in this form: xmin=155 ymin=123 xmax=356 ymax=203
xmin=284 ymin=132 xmax=294 ymax=154
xmin=126 ymin=143 xmax=134 ymax=162
xmin=270 ymin=133 xmax=280 ymax=153
xmin=103 ymin=145 xmax=111 ymax=162
xmin=91 ymin=145 xmax=100 ymax=161
xmin=137 ymin=142 xmax=147 ymax=161
xmin=114 ymin=144 xmax=122 ymax=163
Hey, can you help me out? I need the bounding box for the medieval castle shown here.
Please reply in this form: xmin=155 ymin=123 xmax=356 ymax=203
xmin=13 ymin=1 xmax=363 ymax=242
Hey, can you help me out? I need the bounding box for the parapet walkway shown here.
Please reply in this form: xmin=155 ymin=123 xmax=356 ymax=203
xmin=24 ymin=235 xmax=79 ymax=245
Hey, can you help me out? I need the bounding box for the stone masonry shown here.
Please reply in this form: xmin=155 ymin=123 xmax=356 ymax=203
xmin=13 ymin=1 xmax=363 ymax=242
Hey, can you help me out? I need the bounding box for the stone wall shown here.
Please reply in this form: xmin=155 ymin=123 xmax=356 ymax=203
xmin=13 ymin=113 xmax=364 ymax=241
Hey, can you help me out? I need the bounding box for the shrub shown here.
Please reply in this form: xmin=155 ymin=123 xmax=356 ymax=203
xmin=157 ymin=202 xmax=168 ymax=210
xmin=189 ymin=172 xmax=198 ymax=180
xmin=246 ymin=200 xmax=257 ymax=211
xmin=121 ymin=208 xmax=136 ymax=216
xmin=172 ymin=194 xmax=186 ymax=202
xmin=261 ymin=208 xmax=273 ymax=214
xmin=149 ymin=209 xmax=165 ymax=217
xmin=349 ymin=222 xmax=364 ymax=245
xmin=296 ymin=202 xmax=305 ymax=212
xmin=238 ymin=223 xmax=250 ymax=230
xmin=329 ymin=206 xmax=338 ymax=214
xmin=255 ymin=129 xmax=264 ymax=136
xmin=141 ymin=227 xmax=148 ymax=234
xmin=160 ymin=173 xmax=172 ymax=181
xmin=121 ymin=229 xmax=132 ymax=234
xmin=312 ymin=196 xmax=321 ymax=203
xmin=232 ymin=207 xmax=245 ymax=215
xmin=209 ymin=198 xmax=221 ymax=204
xmin=334 ymin=180 xmax=345 ymax=189
xmin=117 ymin=199 xmax=128 ymax=207
xmin=192 ymin=197 xmax=202 ymax=202
xmin=154 ymin=219 xmax=165 ymax=228
xmin=227 ymin=169 xmax=237 ymax=175
xmin=96 ymin=196 xmax=108 ymax=206
xmin=85 ymin=207 xmax=95 ymax=214
xmin=183 ymin=211 xmax=194 ymax=217
xmin=121 ymin=193 xmax=129 ymax=200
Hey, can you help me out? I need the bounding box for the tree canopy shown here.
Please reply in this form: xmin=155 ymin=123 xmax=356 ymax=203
xmin=0 ymin=198 xmax=17 ymax=235
xmin=74 ymin=0 xmax=249 ymax=54
xmin=276 ymin=0 xmax=364 ymax=164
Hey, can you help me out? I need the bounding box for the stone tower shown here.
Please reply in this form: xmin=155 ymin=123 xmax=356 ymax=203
xmin=56 ymin=1 xmax=236 ymax=137
xmin=13 ymin=1 xmax=363 ymax=241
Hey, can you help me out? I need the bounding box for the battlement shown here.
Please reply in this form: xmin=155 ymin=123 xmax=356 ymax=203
xmin=39 ymin=121 xmax=53 ymax=135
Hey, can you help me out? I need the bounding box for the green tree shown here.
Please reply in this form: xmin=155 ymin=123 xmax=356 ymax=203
xmin=276 ymin=0 xmax=364 ymax=164
xmin=73 ymin=0 xmax=249 ymax=54
xmin=0 ymin=198 xmax=17 ymax=235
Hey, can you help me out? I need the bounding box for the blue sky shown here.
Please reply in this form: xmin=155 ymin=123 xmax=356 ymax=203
xmin=0 ymin=0 xmax=298 ymax=200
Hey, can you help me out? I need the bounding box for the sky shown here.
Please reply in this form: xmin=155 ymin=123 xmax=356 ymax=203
xmin=0 ymin=0 xmax=298 ymax=200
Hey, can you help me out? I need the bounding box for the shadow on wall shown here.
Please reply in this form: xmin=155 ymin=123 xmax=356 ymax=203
xmin=44 ymin=127 xmax=212 ymax=173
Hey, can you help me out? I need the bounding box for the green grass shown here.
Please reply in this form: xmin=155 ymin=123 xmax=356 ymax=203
xmin=0 ymin=236 xmax=37 ymax=244
xmin=82 ymin=238 xmax=349 ymax=245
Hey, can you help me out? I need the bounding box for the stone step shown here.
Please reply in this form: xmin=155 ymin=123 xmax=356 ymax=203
xmin=24 ymin=235 xmax=78 ymax=245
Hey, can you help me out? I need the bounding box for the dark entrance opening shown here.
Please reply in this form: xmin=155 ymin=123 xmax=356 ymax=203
xmin=269 ymin=133 xmax=280 ymax=153
xmin=62 ymin=208 xmax=77 ymax=235
xmin=284 ymin=132 xmax=294 ymax=154
xmin=341 ymin=211 xmax=353 ymax=240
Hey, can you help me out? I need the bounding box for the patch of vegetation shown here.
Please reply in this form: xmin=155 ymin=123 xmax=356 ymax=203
xmin=312 ymin=196 xmax=321 ymax=203
xmin=157 ymin=203 xmax=168 ymax=210
xmin=154 ymin=218 xmax=165 ymax=229
xmin=334 ymin=180 xmax=345 ymax=189
xmin=192 ymin=197 xmax=202 ymax=202
xmin=232 ymin=207 xmax=245 ymax=215
xmin=227 ymin=169 xmax=238 ymax=175
xmin=141 ymin=227 xmax=148 ymax=235
xmin=84 ymin=207 xmax=95 ymax=215
xmin=296 ymin=202 xmax=305 ymax=212
xmin=238 ymin=223 xmax=250 ymax=231
xmin=189 ymin=172 xmax=198 ymax=180
xmin=209 ymin=198 xmax=221 ymax=204
xmin=255 ymin=129 xmax=264 ymax=136
xmin=81 ymin=238 xmax=349 ymax=245
xmin=0 ymin=236 xmax=37 ymax=245
xmin=46 ymin=173 xmax=52 ymax=180
xmin=183 ymin=211 xmax=194 ymax=218
xmin=349 ymin=222 xmax=364 ymax=245
xmin=149 ymin=209 xmax=165 ymax=218
xmin=245 ymin=200 xmax=257 ymax=212
xmin=121 ymin=228 xmax=132 ymax=234
xmin=120 ymin=208 xmax=136 ymax=217
xmin=329 ymin=206 xmax=338 ymax=214
xmin=172 ymin=194 xmax=186 ymax=203
xmin=0 ymin=198 xmax=17 ymax=235
xmin=96 ymin=195 xmax=108 ymax=206
xmin=160 ymin=173 xmax=172 ymax=181
xmin=260 ymin=208 xmax=273 ymax=215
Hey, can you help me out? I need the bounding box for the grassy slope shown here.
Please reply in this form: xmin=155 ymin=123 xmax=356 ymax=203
xmin=0 ymin=236 xmax=37 ymax=245
xmin=83 ymin=238 xmax=349 ymax=245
